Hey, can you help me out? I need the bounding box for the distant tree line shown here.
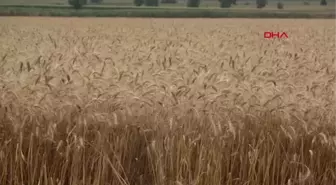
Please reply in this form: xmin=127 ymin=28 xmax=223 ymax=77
xmin=69 ymin=0 xmax=328 ymax=9
xmin=68 ymin=0 xmax=102 ymax=9
xmin=134 ymin=0 xmax=239 ymax=7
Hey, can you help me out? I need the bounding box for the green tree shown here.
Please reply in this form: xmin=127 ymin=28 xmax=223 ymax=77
xmin=145 ymin=0 xmax=159 ymax=6
xmin=320 ymin=0 xmax=327 ymax=5
xmin=218 ymin=0 xmax=236 ymax=6
xmin=68 ymin=0 xmax=87 ymax=9
xmin=277 ymin=2 xmax=284 ymax=9
xmin=256 ymin=0 xmax=267 ymax=8
xmin=161 ymin=0 xmax=177 ymax=3
xmin=91 ymin=0 xmax=103 ymax=3
xmin=220 ymin=0 xmax=232 ymax=8
xmin=187 ymin=0 xmax=201 ymax=7
xmin=134 ymin=0 xmax=144 ymax=6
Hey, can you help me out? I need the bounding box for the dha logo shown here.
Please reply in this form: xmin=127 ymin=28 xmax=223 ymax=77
xmin=264 ymin=32 xmax=288 ymax=39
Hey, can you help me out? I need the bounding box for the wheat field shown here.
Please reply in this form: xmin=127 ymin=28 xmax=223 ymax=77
xmin=0 ymin=17 xmax=335 ymax=185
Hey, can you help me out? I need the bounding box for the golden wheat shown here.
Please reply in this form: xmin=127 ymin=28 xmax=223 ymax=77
xmin=0 ymin=17 xmax=335 ymax=185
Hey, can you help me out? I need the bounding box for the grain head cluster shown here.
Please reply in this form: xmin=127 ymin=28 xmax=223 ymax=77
xmin=0 ymin=17 xmax=335 ymax=185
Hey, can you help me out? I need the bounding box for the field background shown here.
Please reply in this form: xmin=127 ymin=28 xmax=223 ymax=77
xmin=0 ymin=0 xmax=335 ymax=18
xmin=0 ymin=0 xmax=335 ymax=10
